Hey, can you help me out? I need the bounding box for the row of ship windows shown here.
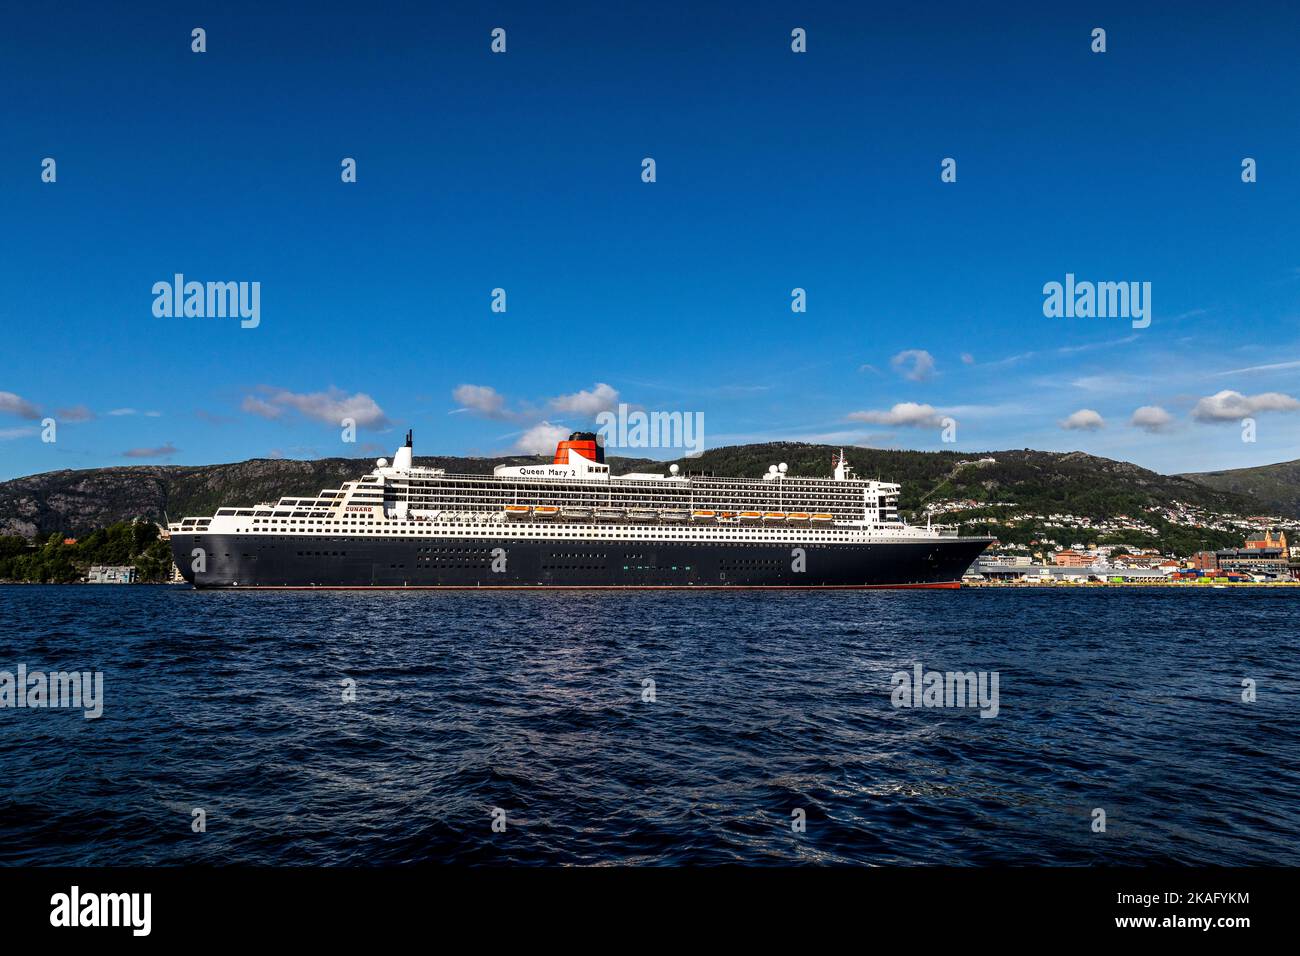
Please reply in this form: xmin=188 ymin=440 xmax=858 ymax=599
xmin=266 ymin=549 xmax=810 ymax=563
xmin=222 ymin=514 xmax=893 ymax=528
xmin=219 ymin=524 xmax=877 ymax=535
xmin=208 ymin=530 xmax=894 ymax=538
xmin=237 ymin=481 xmax=891 ymax=503
xmin=195 ymin=534 xmax=904 ymax=546
xmin=249 ymin=483 xmax=880 ymax=495
xmin=384 ymin=497 xmax=873 ymax=507
xmin=251 ymin=512 xmax=876 ymax=521
xmin=369 ymin=563 xmax=698 ymax=572
xmin=536 ymin=564 xmax=692 ymax=570
xmin=222 ymin=546 xmax=727 ymax=562
xmin=229 ymin=500 xmax=877 ymax=516
xmin=196 ymin=539 xmax=890 ymax=554
xmin=384 ymin=477 xmax=877 ymax=489
xmin=377 ymin=502 xmax=875 ymax=514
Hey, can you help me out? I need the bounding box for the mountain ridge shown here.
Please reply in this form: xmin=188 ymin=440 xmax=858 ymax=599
xmin=1179 ymin=458 xmax=1300 ymax=520
xmin=0 ymin=442 xmax=1285 ymax=539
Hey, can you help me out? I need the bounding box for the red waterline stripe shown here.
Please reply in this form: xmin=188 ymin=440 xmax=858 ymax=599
xmin=192 ymin=581 xmax=964 ymax=591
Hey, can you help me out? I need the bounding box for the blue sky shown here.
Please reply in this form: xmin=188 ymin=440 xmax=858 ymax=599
xmin=2 ymin=0 xmax=1298 ymax=480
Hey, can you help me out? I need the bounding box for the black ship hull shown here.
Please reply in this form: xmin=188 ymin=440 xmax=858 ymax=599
xmin=172 ymin=532 xmax=992 ymax=589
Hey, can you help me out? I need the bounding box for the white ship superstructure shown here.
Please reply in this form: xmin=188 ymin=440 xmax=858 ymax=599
xmin=172 ymin=432 xmax=955 ymax=545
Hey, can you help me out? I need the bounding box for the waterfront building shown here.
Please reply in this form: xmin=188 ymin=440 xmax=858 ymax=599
xmin=1215 ymin=530 xmax=1294 ymax=579
xmin=86 ymin=565 xmax=137 ymax=584
xmin=1052 ymin=549 xmax=1093 ymax=567
xmin=1192 ymin=550 xmax=1218 ymax=571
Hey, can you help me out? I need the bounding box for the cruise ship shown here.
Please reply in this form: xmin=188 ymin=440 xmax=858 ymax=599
xmin=169 ymin=432 xmax=992 ymax=589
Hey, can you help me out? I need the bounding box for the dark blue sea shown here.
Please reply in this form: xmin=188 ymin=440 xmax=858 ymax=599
xmin=1 ymin=585 xmax=1296 ymax=866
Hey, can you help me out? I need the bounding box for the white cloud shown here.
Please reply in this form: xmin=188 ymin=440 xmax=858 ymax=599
xmin=242 ymin=387 xmax=389 ymax=428
xmin=1191 ymin=389 xmax=1300 ymax=422
xmin=1068 ymin=374 xmax=1146 ymax=394
xmin=1213 ymin=359 xmax=1300 ymax=377
xmin=1130 ymin=405 xmax=1174 ymax=432
xmin=242 ymin=395 xmax=283 ymax=419
xmin=548 ymin=382 xmax=619 ymax=416
xmin=451 ymin=384 xmax=509 ymax=418
xmin=0 ymin=391 xmax=41 ymax=420
xmin=453 ymin=382 xmax=620 ymax=422
xmin=0 ymin=427 xmax=38 ymax=440
xmin=55 ymin=405 xmax=95 ymax=422
xmin=847 ymin=402 xmax=944 ymax=428
xmin=1059 ymin=408 xmax=1105 ymax=431
xmin=890 ymin=349 xmax=936 ymax=382
xmin=940 ymin=402 xmax=1027 ymax=419
xmin=983 ymin=334 xmax=1139 ymax=369
xmin=960 ymin=352 xmax=975 ymax=365
xmin=107 ymin=408 xmax=137 ymax=416
xmin=1058 ymin=335 xmax=1139 ymax=355
xmin=514 ymin=422 xmax=570 ymax=455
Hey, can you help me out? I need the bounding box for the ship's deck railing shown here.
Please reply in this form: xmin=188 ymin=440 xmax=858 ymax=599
xmin=389 ymin=469 xmax=888 ymax=490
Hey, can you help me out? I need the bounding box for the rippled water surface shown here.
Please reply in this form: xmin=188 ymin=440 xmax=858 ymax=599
xmin=1 ymin=585 xmax=1297 ymax=865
